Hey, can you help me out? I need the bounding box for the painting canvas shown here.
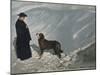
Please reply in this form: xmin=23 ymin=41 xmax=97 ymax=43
xmin=11 ymin=0 xmax=96 ymax=74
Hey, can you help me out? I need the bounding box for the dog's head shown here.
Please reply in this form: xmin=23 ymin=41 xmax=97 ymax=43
xmin=36 ymin=33 xmax=45 ymax=39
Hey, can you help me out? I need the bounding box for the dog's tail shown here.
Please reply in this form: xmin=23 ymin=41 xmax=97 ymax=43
xmin=60 ymin=49 xmax=63 ymax=53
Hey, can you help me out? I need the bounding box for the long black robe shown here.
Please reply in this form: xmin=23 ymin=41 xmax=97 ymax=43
xmin=15 ymin=19 xmax=32 ymax=60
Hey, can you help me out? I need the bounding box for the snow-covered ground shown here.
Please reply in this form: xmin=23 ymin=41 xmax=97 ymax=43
xmin=11 ymin=41 xmax=96 ymax=74
xmin=11 ymin=1 xmax=96 ymax=74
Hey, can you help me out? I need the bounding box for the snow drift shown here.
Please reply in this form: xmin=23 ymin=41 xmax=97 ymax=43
xmin=11 ymin=41 xmax=96 ymax=74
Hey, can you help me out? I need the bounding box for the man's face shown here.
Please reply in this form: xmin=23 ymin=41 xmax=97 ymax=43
xmin=22 ymin=17 xmax=26 ymax=20
xmin=19 ymin=16 xmax=26 ymax=21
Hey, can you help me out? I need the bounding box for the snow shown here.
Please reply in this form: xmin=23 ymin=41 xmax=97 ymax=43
xmin=11 ymin=41 xmax=96 ymax=74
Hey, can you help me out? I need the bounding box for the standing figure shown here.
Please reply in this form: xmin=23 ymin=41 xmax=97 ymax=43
xmin=15 ymin=12 xmax=32 ymax=60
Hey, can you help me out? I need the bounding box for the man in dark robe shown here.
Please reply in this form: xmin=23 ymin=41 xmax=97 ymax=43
xmin=15 ymin=12 xmax=32 ymax=60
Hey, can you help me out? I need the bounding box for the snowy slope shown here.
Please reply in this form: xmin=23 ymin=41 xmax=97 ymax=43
xmin=11 ymin=41 xmax=96 ymax=74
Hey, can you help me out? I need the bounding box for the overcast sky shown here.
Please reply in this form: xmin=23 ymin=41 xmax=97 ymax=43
xmin=11 ymin=1 xmax=96 ymax=53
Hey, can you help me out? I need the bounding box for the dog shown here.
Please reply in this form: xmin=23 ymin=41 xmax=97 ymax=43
xmin=36 ymin=33 xmax=63 ymax=59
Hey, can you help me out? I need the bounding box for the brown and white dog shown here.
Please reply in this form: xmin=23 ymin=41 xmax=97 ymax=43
xmin=36 ymin=33 xmax=63 ymax=59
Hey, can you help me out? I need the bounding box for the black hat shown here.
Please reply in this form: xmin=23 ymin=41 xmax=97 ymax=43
xmin=18 ymin=12 xmax=27 ymax=17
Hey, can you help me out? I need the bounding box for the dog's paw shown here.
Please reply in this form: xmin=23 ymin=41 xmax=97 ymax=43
xmin=38 ymin=56 xmax=42 ymax=59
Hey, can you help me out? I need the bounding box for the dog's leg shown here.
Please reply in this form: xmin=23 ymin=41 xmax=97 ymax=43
xmin=39 ymin=49 xmax=43 ymax=59
xmin=54 ymin=48 xmax=61 ymax=59
xmin=57 ymin=43 xmax=63 ymax=53
xmin=55 ymin=44 xmax=62 ymax=59
xmin=57 ymin=52 xmax=61 ymax=59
